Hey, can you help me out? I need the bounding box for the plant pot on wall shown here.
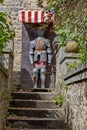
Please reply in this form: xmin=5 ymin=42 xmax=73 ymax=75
xmin=66 ymin=41 xmax=79 ymax=53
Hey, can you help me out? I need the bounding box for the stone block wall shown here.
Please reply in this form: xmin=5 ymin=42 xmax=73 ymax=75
xmin=0 ymin=63 xmax=8 ymax=130
xmin=0 ymin=0 xmax=39 ymax=89
xmin=55 ymin=47 xmax=79 ymax=90
xmin=64 ymin=62 xmax=87 ymax=130
xmin=0 ymin=64 xmax=8 ymax=130
xmin=56 ymin=47 xmax=87 ymax=130
xmin=0 ymin=48 xmax=14 ymax=130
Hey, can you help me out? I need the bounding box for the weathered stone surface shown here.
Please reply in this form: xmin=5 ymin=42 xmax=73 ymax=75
xmin=56 ymin=46 xmax=87 ymax=130
xmin=0 ymin=49 xmax=13 ymax=130
xmin=55 ymin=47 xmax=79 ymax=92
xmin=0 ymin=0 xmax=39 ymax=88
xmin=6 ymin=90 xmax=67 ymax=129
xmin=63 ymin=61 xmax=87 ymax=129
xmin=66 ymin=82 xmax=87 ymax=130
xmin=0 ymin=63 xmax=8 ymax=130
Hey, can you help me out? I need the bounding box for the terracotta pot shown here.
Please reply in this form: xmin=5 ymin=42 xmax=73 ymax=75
xmin=66 ymin=41 xmax=79 ymax=53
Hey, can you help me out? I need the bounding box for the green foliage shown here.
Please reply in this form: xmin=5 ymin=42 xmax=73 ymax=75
xmin=67 ymin=61 xmax=80 ymax=71
xmin=37 ymin=0 xmax=43 ymax=7
xmin=55 ymin=27 xmax=82 ymax=46
xmin=39 ymin=0 xmax=87 ymax=63
xmin=4 ymin=118 xmax=12 ymax=128
xmin=79 ymin=43 xmax=87 ymax=63
xmin=0 ymin=0 xmax=4 ymax=3
xmin=2 ymin=89 xmax=12 ymax=100
xmin=0 ymin=2 xmax=14 ymax=55
xmin=64 ymin=85 xmax=68 ymax=92
xmin=54 ymin=93 xmax=63 ymax=107
xmin=1 ymin=89 xmax=12 ymax=128
xmin=1 ymin=88 xmax=12 ymax=110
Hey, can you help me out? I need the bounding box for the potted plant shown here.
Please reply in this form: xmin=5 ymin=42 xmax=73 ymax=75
xmin=53 ymin=27 xmax=80 ymax=53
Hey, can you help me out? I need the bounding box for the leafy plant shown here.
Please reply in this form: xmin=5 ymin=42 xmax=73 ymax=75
xmin=37 ymin=0 xmax=43 ymax=7
xmin=2 ymin=87 xmax=12 ymax=109
xmin=0 ymin=1 xmax=14 ymax=55
xmin=67 ymin=61 xmax=80 ymax=71
xmin=54 ymin=93 xmax=63 ymax=107
xmin=55 ymin=28 xmax=82 ymax=46
xmin=2 ymin=89 xmax=12 ymax=100
xmin=39 ymin=0 xmax=87 ymax=63
xmin=0 ymin=0 xmax=4 ymax=3
xmin=64 ymin=85 xmax=68 ymax=92
xmin=79 ymin=42 xmax=87 ymax=63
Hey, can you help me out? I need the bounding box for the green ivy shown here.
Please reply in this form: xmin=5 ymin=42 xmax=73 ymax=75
xmin=37 ymin=0 xmax=43 ymax=7
xmin=67 ymin=61 xmax=80 ymax=71
xmin=38 ymin=0 xmax=87 ymax=63
xmin=0 ymin=0 xmax=4 ymax=3
xmin=0 ymin=1 xmax=14 ymax=55
xmin=54 ymin=93 xmax=63 ymax=107
xmin=79 ymin=43 xmax=87 ymax=63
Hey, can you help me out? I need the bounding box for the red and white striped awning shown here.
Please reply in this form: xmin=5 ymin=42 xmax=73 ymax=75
xmin=18 ymin=10 xmax=54 ymax=23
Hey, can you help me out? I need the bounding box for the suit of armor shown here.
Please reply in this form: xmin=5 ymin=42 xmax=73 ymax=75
xmin=29 ymin=30 xmax=52 ymax=88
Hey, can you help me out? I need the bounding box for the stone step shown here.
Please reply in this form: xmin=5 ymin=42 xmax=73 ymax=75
xmin=11 ymin=91 xmax=57 ymax=100
xmin=8 ymin=108 xmax=61 ymax=118
xmin=10 ymin=99 xmax=57 ymax=109
xmin=31 ymin=88 xmax=53 ymax=92
xmin=7 ymin=117 xmax=66 ymax=129
xmin=7 ymin=90 xmax=67 ymax=129
xmin=17 ymin=88 xmax=53 ymax=92
xmin=5 ymin=128 xmax=67 ymax=130
xmin=4 ymin=128 xmax=67 ymax=130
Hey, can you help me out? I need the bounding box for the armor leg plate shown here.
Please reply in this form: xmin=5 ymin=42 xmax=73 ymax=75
xmin=40 ymin=68 xmax=46 ymax=89
xmin=33 ymin=68 xmax=38 ymax=88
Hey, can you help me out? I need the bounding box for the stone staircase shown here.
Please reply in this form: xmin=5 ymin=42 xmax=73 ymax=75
xmin=6 ymin=88 xmax=67 ymax=130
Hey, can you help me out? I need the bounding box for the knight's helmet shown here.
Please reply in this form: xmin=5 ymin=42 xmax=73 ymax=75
xmin=37 ymin=29 xmax=45 ymax=37
xmin=37 ymin=24 xmax=47 ymax=37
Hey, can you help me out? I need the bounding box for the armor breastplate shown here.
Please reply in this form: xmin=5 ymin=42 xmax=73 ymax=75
xmin=35 ymin=39 xmax=46 ymax=51
xmin=29 ymin=37 xmax=52 ymax=64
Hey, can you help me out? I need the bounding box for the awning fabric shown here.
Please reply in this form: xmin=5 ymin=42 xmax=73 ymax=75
xmin=18 ymin=10 xmax=54 ymax=23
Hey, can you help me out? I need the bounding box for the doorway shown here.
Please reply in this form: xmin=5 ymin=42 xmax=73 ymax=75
xmin=21 ymin=23 xmax=56 ymax=91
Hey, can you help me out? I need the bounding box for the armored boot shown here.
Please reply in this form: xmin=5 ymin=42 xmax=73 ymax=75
xmin=40 ymin=68 xmax=46 ymax=89
xmin=33 ymin=68 xmax=38 ymax=88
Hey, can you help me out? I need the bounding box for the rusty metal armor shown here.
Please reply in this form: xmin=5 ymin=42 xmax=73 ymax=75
xmin=29 ymin=37 xmax=52 ymax=64
xmin=29 ymin=31 xmax=52 ymax=89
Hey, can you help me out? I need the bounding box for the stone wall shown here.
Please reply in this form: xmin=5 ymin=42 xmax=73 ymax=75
xmin=64 ymin=62 xmax=87 ymax=130
xmin=0 ymin=0 xmax=39 ymax=89
xmin=0 ymin=46 xmax=14 ymax=130
xmin=55 ymin=47 xmax=79 ymax=91
xmin=0 ymin=63 xmax=8 ymax=130
xmin=56 ymin=47 xmax=87 ymax=130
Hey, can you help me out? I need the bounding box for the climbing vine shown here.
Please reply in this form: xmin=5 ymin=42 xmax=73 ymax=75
xmin=37 ymin=0 xmax=87 ymax=63
xmin=0 ymin=0 xmax=14 ymax=55
xmin=0 ymin=0 xmax=4 ymax=3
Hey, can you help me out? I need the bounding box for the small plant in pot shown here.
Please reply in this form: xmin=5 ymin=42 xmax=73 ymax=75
xmin=54 ymin=27 xmax=80 ymax=53
xmin=54 ymin=27 xmax=87 ymax=65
